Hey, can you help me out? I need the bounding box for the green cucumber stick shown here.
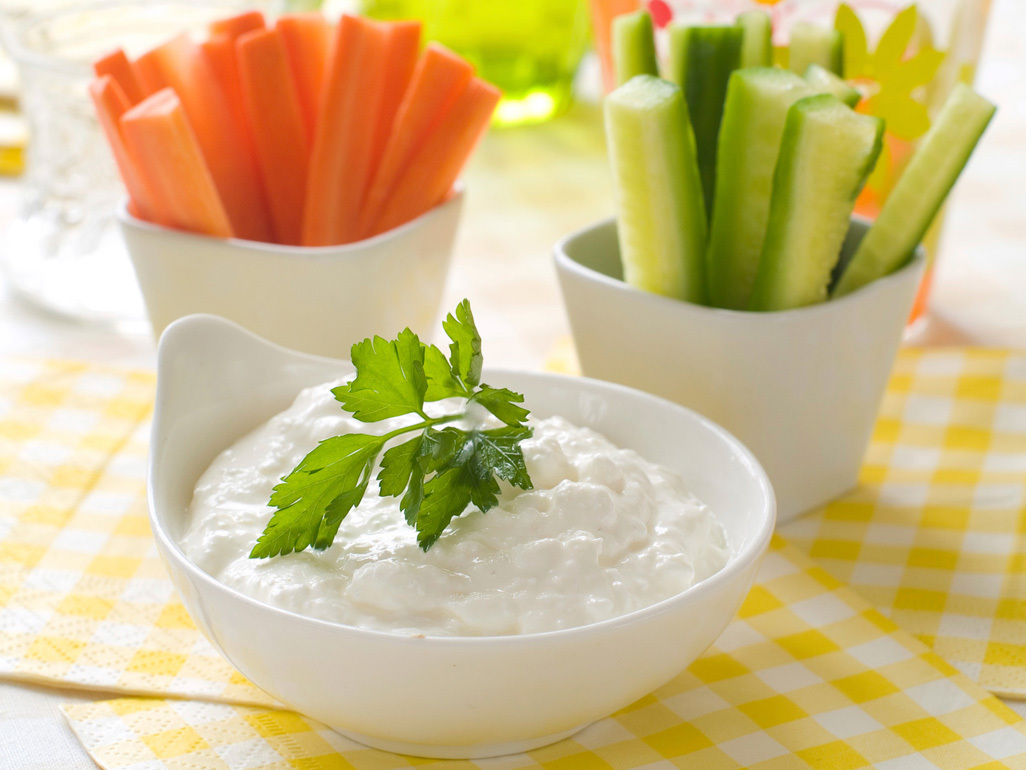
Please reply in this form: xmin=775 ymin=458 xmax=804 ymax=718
xmin=737 ymin=10 xmax=773 ymax=68
xmin=748 ymin=95 xmax=884 ymax=312
xmin=706 ymin=68 xmax=816 ymax=309
xmin=604 ymin=75 xmax=707 ymax=304
xmin=833 ymin=84 xmax=996 ymax=297
xmin=805 ymin=63 xmax=860 ymax=107
xmin=613 ymin=11 xmax=659 ymax=87
xmin=788 ymin=21 xmax=844 ymax=76
xmin=666 ymin=24 xmax=743 ymax=218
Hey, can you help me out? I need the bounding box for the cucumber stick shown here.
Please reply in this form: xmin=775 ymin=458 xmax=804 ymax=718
xmin=613 ymin=11 xmax=659 ymax=87
xmin=604 ymin=75 xmax=707 ymax=303
xmin=737 ymin=10 xmax=773 ymax=68
xmin=833 ymin=84 xmax=996 ymax=297
xmin=666 ymin=24 xmax=743 ymax=218
xmin=748 ymin=95 xmax=883 ymax=311
xmin=788 ymin=22 xmax=844 ymax=76
xmin=706 ymin=68 xmax=816 ymax=309
xmin=805 ymin=63 xmax=860 ymax=107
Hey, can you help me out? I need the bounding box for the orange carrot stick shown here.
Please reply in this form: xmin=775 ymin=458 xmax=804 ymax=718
xmin=89 ymin=76 xmax=166 ymax=223
xmin=366 ymin=21 xmax=422 ymax=188
xmin=134 ymin=48 xmax=170 ymax=95
xmin=302 ymin=15 xmax=389 ymax=246
xmin=198 ymin=32 xmax=264 ymax=226
xmin=120 ymin=88 xmax=233 ymax=238
xmin=197 ymin=12 xmax=265 ymax=221
xmin=209 ymin=10 xmax=266 ymax=39
xmin=200 ymin=8 xmax=265 ymax=127
xmin=276 ymin=13 xmax=332 ymax=144
xmin=236 ymin=28 xmax=310 ymax=246
xmin=139 ymin=34 xmax=273 ymax=242
xmin=370 ymin=77 xmax=499 ymax=236
xmin=93 ymin=50 xmax=146 ymax=105
xmin=198 ymin=34 xmax=254 ymax=159
xmin=357 ymin=43 xmax=473 ymax=239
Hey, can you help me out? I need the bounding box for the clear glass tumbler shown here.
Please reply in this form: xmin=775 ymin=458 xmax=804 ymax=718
xmin=0 ymin=0 xmax=253 ymax=328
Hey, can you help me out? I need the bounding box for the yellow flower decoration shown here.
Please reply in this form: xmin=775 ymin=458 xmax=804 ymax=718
xmin=834 ymin=3 xmax=944 ymax=142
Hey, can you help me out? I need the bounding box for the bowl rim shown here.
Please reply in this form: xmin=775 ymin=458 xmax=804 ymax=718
xmin=150 ymin=315 xmax=776 ymax=648
xmin=118 ymin=182 xmax=465 ymax=257
xmin=553 ymin=215 xmax=927 ymax=321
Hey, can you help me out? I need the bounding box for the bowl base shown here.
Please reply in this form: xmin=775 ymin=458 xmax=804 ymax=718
xmin=331 ymin=722 xmax=591 ymax=759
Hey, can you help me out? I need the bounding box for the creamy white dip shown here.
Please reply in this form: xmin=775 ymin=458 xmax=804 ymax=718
xmin=182 ymin=379 xmax=729 ymax=637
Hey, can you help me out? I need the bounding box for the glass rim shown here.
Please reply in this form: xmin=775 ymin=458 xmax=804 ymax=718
xmin=0 ymin=0 xmax=250 ymax=76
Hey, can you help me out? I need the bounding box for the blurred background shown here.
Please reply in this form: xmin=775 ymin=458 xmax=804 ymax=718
xmin=0 ymin=0 xmax=1019 ymax=366
xmin=0 ymin=2 xmax=1023 ymax=766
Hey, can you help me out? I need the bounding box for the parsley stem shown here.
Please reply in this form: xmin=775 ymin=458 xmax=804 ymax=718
xmin=379 ymin=412 xmax=465 ymax=444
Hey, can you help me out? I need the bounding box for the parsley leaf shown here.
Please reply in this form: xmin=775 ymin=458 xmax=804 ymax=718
xmin=377 ymin=435 xmax=423 ymax=498
xmin=332 ymin=329 xmax=427 ymax=421
xmin=252 ymin=300 xmax=535 ymax=558
xmin=416 ymin=464 xmax=476 ymax=550
xmin=465 ymin=425 xmax=534 ymax=490
xmin=471 ymin=385 xmax=531 ymax=427
xmin=251 ymin=434 xmax=384 ymax=558
xmin=443 ymin=299 xmax=483 ymax=389
xmin=410 ymin=426 xmax=532 ymax=550
xmin=423 ymin=344 xmax=467 ymax=401
xmin=417 ymin=427 xmax=465 ymax=476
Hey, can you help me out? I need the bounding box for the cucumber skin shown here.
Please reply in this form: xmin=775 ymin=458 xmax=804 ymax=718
xmin=833 ymin=84 xmax=996 ymax=297
xmin=706 ymin=68 xmax=815 ymax=310
xmin=666 ymin=24 xmax=743 ymax=220
xmin=737 ymin=11 xmax=773 ymax=68
xmin=604 ymin=75 xmax=708 ymax=304
xmin=613 ymin=11 xmax=659 ymax=87
xmin=805 ymin=63 xmax=860 ymax=108
xmin=748 ymin=95 xmax=884 ymax=312
xmin=788 ymin=22 xmax=844 ymax=77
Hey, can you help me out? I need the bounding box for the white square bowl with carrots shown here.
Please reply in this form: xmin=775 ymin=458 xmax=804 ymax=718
xmin=92 ymin=10 xmax=500 ymax=356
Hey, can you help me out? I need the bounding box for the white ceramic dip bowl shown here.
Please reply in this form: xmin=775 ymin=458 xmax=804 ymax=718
xmin=119 ymin=187 xmax=462 ymax=358
xmin=148 ymin=314 xmax=775 ymax=759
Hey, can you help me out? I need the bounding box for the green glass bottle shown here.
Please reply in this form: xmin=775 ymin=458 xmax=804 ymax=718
xmin=362 ymin=0 xmax=590 ymax=125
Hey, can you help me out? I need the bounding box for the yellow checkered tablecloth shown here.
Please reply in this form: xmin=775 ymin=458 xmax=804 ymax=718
xmin=781 ymin=349 xmax=1026 ymax=698
xmin=58 ymin=543 xmax=1026 ymax=769
xmin=0 ymin=353 xmax=1024 ymax=768
xmin=0 ymin=359 xmax=273 ymax=706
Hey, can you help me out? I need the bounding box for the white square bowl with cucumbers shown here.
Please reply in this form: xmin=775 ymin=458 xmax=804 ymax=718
xmin=555 ymin=217 xmax=923 ymax=522
xmin=556 ymin=12 xmax=995 ymax=522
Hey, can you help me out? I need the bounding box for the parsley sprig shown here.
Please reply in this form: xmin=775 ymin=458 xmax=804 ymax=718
xmin=250 ymin=300 xmax=534 ymax=558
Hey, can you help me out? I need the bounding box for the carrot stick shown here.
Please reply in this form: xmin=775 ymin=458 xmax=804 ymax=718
xmin=198 ymin=34 xmax=253 ymax=156
xmin=236 ymin=28 xmax=310 ymax=246
xmin=367 ymin=21 xmax=422 ymax=178
xmin=134 ymin=48 xmax=170 ymax=95
xmin=200 ymin=8 xmax=265 ymax=131
xmin=209 ymin=10 xmax=266 ymax=39
xmin=198 ymin=33 xmax=264 ymax=226
xmin=302 ymin=15 xmax=390 ymax=246
xmin=197 ymin=12 xmax=265 ymax=226
xmin=139 ymin=34 xmax=273 ymax=242
xmin=276 ymin=13 xmax=332 ymax=144
xmin=357 ymin=43 xmax=473 ymax=239
xmin=89 ymin=76 xmax=167 ymax=224
xmin=370 ymin=77 xmax=499 ymax=236
xmin=120 ymin=88 xmax=233 ymax=238
xmin=93 ymin=49 xmax=146 ymax=105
